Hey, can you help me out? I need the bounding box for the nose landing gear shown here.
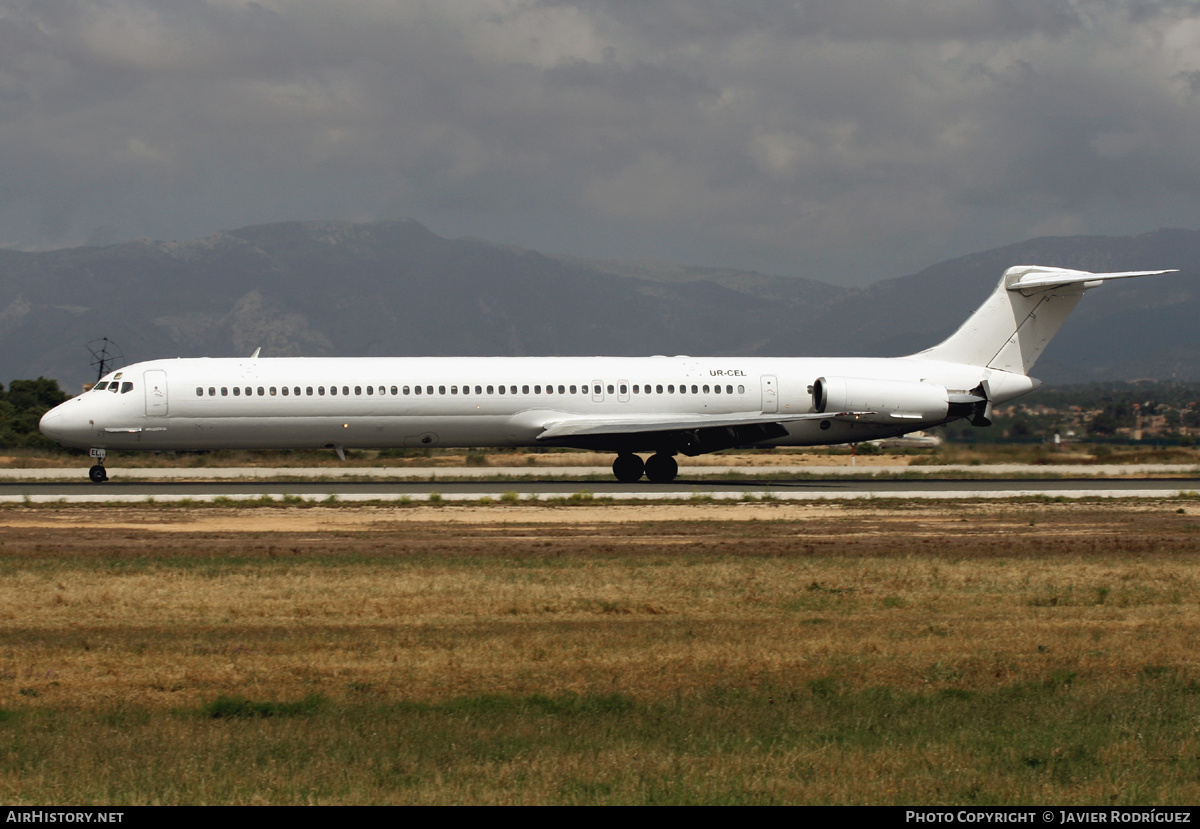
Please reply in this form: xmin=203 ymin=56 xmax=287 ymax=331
xmin=88 ymin=448 xmax=108 ymax=483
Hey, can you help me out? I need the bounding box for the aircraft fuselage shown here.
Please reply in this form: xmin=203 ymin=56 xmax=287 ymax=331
xmin=40 ymin=354 xmax=1034 ymax=454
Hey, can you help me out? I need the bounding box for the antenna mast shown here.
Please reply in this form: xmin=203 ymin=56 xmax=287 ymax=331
xmin=86 ymin=337 xmax=124 ymax=382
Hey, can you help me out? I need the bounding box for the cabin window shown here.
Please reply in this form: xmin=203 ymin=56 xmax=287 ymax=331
xmin=438 ymin=386 xmax=446 ymax=395
xmin=233 ymin=387 xmax=241 ymax=396
xmin=474 ymin=385 xmax=482 ymax=395
xmin=414 ymin=386 xmax=422 ymax=395
xmin=556 ymin=385 xmax=564 ymax=394
xmin=221 ymin=387 xmax=228 ymax=396
xmin=533 ymin=385 xmax=540 ymax=394
xmin=498 ymin=385 xmax=505 ymax=395
xmin=281 ymin=387 xmax=288 ymax=396
xmin=208 ymin=387 xmax=216 ymax=396
xmin=318 ymin=386 xmax=325 ymax=396
xmin=196 ymin=387 xmax=203 ymax=396
xmin=257 ymin=387 xmax=265 ymax=396
xmin=343 ymin=386 xmax=350 ymax=396
xmin=691 ymin=385 xmax=698 ymax=394
xmin=426 ymin=386 xmax=433 ymax=395
xmin=366 ymin=386 xmax=373 ymax=395
xmin=703 ymin=385 xmax=710 ymax=394
xmin=619 ymin=384 xmax=627 ymax=395
xmin=391 ymin=386 xmax=398 ymax=395
xmin=268 ymin=387 xmax=275 ymax=396
xmin=330 ymin=386 xmax=338 ymax=396
xmin=304 ymin=387 xmax=312 ymax=396
xmin=569 ymin=385 xmax=576 ymax=394
xmin=593 ymin=385 xmax=601 ymax=395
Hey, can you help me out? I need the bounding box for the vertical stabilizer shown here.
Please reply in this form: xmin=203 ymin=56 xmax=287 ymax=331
xmin=913 ymin=266 xmax=1176 ymax=374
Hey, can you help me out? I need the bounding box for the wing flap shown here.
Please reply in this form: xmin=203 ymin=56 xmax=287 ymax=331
xmin=535 ymin=410 xmax=863 ymax=441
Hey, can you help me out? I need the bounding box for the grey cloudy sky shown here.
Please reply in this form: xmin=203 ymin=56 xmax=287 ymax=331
xmin=3 ymin=0 xmax=1200 ymax=286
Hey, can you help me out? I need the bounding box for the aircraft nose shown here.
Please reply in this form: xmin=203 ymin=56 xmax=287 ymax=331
xmin=39 ymin=409 xmax=65 ymax=442
xmin=39 ymin=402 xmax=91 ymax=447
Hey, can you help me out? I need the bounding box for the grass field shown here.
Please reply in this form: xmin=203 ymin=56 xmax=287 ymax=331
xmin=1 ymin=500 xmax=1199 ymax=804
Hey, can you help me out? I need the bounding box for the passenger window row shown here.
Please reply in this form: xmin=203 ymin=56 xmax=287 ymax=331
xmin=193 ymin=383 xmax=749 ymax=398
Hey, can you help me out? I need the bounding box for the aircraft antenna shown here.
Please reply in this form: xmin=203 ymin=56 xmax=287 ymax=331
xmin=87 ymin=337 xmax=125 ymax=382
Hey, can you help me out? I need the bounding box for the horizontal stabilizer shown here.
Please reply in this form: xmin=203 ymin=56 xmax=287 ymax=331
xmin=1006 ymin=266 xmax=1177 ymax=294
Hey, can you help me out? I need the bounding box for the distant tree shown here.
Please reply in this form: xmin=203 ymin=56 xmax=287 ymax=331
xmin=1007 ymin=418 xmax=1035 ymax=440
xmin=0 ymin=378 xmax=69 ymax=449
xmin=1088 ymin=410 xmax=1121 ymax=437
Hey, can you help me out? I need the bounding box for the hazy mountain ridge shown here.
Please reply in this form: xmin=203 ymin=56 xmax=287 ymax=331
xmin=0 ymin=219 xmax=1196 ymax=391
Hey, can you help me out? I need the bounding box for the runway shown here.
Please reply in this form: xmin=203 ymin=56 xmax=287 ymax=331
xmin=2 ymin=473 xmax=1198 ymax=502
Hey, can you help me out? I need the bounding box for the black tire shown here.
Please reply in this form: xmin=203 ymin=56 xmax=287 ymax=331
xmin=644 ymin=453 xmax=678 ymax=484
xmin=612 ymin=453 xmax=645 ymax=483
xmin=88 ymin=465 xmax=108 ymax=483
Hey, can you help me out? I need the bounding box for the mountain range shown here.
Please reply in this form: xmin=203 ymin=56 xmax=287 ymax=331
xmin=0 ymin=219 xmax=1196 ymax=392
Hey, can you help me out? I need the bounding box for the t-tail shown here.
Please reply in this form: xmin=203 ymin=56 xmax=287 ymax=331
xmin=913 ymin=266 xmax=1178 ymax=375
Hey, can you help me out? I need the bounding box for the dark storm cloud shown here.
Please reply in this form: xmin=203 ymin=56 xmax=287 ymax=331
xmin=1 ymin=0 xmax=1198 ymax=284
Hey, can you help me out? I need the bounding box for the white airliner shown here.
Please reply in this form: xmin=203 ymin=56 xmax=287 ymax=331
xmin=39 ymin=265 xmax=1175 ymax=483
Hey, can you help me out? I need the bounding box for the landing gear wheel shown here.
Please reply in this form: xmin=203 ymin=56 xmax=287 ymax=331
xmin=612 ymin=453 xmax=645 ymax=483
xmin=88 ymin=465 xmax=108 ymax=484
xmin=644 ymin=453 xmax=678 ymax=484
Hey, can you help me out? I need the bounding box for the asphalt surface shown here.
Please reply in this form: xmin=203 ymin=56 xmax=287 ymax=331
xmin=2 ymin=475 xmax=1198 ymax=502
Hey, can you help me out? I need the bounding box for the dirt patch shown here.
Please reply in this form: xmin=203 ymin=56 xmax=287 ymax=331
xmin=0 ymin=499 xmax=1184 ymax=535
xmin=0 ymin=503 xmax=857 ymax=532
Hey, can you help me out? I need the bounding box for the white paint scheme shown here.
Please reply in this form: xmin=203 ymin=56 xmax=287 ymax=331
xmin=38 ymin=265 xmax=1176 ymax=481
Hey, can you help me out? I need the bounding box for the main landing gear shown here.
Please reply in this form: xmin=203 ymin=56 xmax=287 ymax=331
xmin=88 ymin=448 xmax=108 ymax=483
xmin=611 ymin=453 xmax=678 ymax=484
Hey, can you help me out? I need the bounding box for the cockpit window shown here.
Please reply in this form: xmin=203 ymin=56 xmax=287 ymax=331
xmin=109 ymin=383 xmax=119 ymax=393
xmin=94 ymin=382 xmax=109 ymax=391
xmin=121 ymin=382 xmax=133 ymax=394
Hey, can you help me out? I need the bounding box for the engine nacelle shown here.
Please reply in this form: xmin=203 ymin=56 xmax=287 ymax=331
xmin=811 ymin=376 xmax=950 ymax=423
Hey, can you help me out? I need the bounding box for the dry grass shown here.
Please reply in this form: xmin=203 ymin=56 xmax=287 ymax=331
xmin=1 ymin=500 xmax=1200 ymax=803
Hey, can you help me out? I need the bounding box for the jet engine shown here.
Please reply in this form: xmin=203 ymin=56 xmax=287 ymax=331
xmin=811 ymin=376 xmax=951 ymax=423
